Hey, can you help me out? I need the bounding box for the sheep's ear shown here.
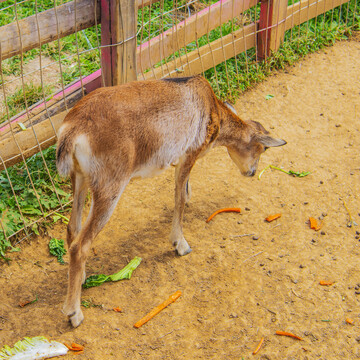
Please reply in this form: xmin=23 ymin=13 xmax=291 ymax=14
xmin=258 ymin=135 xmax=287 ymax=147
xmin=224 ymin=101 xmax=237 ymax=115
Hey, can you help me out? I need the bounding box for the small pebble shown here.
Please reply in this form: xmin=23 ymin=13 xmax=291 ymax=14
xmin=237 ymin=221 xmax=242 ymax=225
xmin=245 ymin=207 xmax=251 ymax=211
xmin=355 ymin=291 xmax=360 ymax=295
xmin=335 ymin=124 xmax=341 ymax=127
xmin=320 ymin=180 xmax=324 ymax=184
xmin=299 ymin=264 xmax=305 ymax=269
xmin=253 ymin=235 xmax=259 ymax=240
xmin=260 ymin=263 xmax=265 ymax=267
xmin=320 ymin=254 xmax=324 ymax=257
xmin=311 ymin=239 xmax=316 ymax=244
xmin=356 ymin=336 xmax=360 ymax=343
xmin=355 ymin=235 xmax=359 ymax=240
xmin=321 ymin=231 xmax=326 ymax=235
xmin=304 ymin=202 xmax=309 ymax=205
xmin=319 ymin=215 xmax=324 ymax=221
xmin=292 ymin=279 xmax=298 ymax=284
xmin=355 ymin=285 xmax=359 ymax=290
xmin=356 ymin=231 xmax=360 ymax=235
xmin=229 ymin=313 xmax=238 ymax=318
xmin=332 ymin=256 xmax=337 ymax=260
xmin=322 ymin=212 xmax=327 ymax=217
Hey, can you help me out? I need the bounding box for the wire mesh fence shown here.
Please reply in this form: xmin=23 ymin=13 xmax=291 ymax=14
xmin=0 ymin=0 xmax=359 ymax=257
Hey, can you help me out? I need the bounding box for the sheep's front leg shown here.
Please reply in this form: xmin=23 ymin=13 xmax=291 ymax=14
xmin=170 ymin=155 xmax=196 ymax=256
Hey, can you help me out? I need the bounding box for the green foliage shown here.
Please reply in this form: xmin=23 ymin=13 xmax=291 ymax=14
xmin=1 ymin=82 xmax=53 ymax=124
xmin=0 ymin=146 xmax=71 ymax=258
xmin=48 ymin=238 xmax=67 ymax=264
xmin=83 ymin=256 xmax=142 ymax=289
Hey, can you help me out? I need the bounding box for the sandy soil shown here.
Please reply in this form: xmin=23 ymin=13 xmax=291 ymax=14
xmin=1 ymin=36 xmax=360 ymax=359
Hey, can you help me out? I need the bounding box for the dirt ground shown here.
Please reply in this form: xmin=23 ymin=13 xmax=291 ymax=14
xmin=1 ymin=36 xmax=360 ymax=359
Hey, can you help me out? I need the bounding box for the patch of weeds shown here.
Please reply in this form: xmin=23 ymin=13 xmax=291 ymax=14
xmin=81 ymin=298 xmax=103 ymax=309
xmin=1 ymin=82 xmax=53 ymax=124
xmin=0 ymin=146 xmax=71 ymax=258
xmin=49 ymin=238 xmax=67 ymax=264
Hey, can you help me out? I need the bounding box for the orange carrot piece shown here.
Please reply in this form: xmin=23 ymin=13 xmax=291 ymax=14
xmin=64 ymin=343 xmax=84 ymax=351
xmin=113 ymin=307 xmax=122 ymax=312
xmin=309 ymin=217 xmax=322 ymax=231
xmin=19 ymin=300 xmax=31 ymax=308
xmin=206 ymin=208 xmax=241 ymax=223
xmin=252 ymin=337 xmax=264 ymax=355
xmin=346 ymin=318 xmax=354 ymax=324
xmin=275 ymin=331 xmax=302 ymax=340
xmin=71 ymin=343 xmax=84 ymax=351
xmin=319 ymin=280 xmax=334 ymax=286
xmin=265 ymin=213 xmax=281 ymax=222
xmin=74 ymin=350 xmax=84 ymax=355
xmin=134 ymin=290 xmax=182 ymax=328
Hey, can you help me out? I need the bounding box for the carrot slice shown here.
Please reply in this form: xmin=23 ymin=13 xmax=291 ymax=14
xmin=134 ymin=290 xmax=182 ymax=328
xmin=64 ymin=343 xmax=84 ymax=351
xmin=113 ymin=307 xmax=122 ymax=312
xmin=206 ymin=208 xmax=241 ymax=223
xmin=71 ymin=343 xmax=84 ymax=351
xmin=265 ymin=213 xmax=281 ymax=222
xmin=319 ymin=280 xmax=334 ymax=286
xmin=275 ymin=331 xmax=302 ymax=340
xmin=252 ymin=337 xmax=264 ymax=355
xmin=309 ymin=217 xmax=322 ymax=231
xmin=346 ymin=318 xmax=354 ymax=324
xmin=19 ymin=300 xmax=31 ymax=308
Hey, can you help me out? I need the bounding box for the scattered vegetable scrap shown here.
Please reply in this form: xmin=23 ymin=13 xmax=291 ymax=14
xmin=309 ymin=217 xmax=322 ymax=231
xmin=64 ymin=343 xmax=84 ymax=355
xmin=340 ymin=197 xmax=358 ymax=228
xmin=258 ymin=165 xmax=310 ymax=180
xmin=19 ymin=295 xmax=38 ymax=308
xmin=319 ymin=280 xmax=334 ymax=286
xmin=265 ymin=213 xmax=282 ymax=222
xmin=0 ymin=337 xmax=68 ymax=359
xmin=206 ymin=208 xmax=241 ymax=223
xmin=252 ymin=337 xmax=264 ymax=355
xmin=346 ymin=318 xmax=354 ymax=325
xmin=83 ymin=256 xmax=142 ymax=288
xmin=64 ymin=343 xmax=84 ymax=351
xmin=134 ymin=290 xmax=182 ymax=328
xmin=49 ymin=238 xmax=67 ymax=264
xmin=275 ymin=331 xmax=302 ymax=340
xmin=113 ymin=307 xmax=122 ymax=312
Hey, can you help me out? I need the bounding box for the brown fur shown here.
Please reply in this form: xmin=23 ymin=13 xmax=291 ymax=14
xmin=56 ymin=75 xmax=286 ymax=327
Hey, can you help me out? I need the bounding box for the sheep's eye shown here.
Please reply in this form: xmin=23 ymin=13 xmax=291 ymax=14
xmin=264 ymin=146 xmax=269 ymax=151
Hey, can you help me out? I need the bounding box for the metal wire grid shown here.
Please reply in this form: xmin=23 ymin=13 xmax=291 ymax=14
xmin=0 ymin=0 xmax=357 ymax=252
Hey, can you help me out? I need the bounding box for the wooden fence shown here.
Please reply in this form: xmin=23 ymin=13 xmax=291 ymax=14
xmin=0 ymin=0 xmax=355 ymax=246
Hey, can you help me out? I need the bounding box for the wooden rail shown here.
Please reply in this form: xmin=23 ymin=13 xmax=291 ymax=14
xmin=0 ymin=0 xmax=158 ymax=61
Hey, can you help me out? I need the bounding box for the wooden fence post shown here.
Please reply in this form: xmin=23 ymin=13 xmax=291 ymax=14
xmin=101 ymin=0 xmax=138 ymax=86
xmin=257 ymin=0 xmax=288 ymax=60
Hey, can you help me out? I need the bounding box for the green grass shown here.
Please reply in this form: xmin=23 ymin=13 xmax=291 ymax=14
xmin=0 ymin=0 xmax=359 ymax=258
xmin=1 ymin=82 xmax=53 ymax=123
xmin=0 ymin=146 xmax=71 ymax=258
